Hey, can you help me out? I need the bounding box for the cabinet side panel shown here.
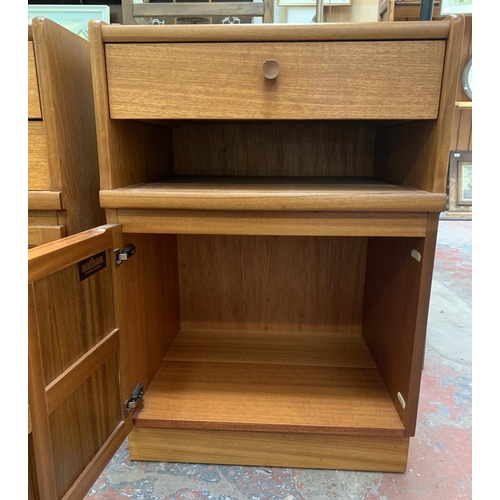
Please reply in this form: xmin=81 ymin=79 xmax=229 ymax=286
xmin=118 ymin=234 xmax=180 ymax=393
xmin=373 ymin=15 xmax=465 ymax=192
xmin=173 ymin=122 xmax=375 ymax=177
xmin=89 ymin=20 xmax=173 ymax=191
xmin=362 ymin=218 xmax=438 ymax=435
xmin=179 ymin=235 xmax=366 ymax=333
xmin=32 ymin=18 xmax=106 ymax=234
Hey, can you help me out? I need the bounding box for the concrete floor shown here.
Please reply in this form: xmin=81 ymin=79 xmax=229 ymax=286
xmin=85 ymin=221 xmax=472 ymax=500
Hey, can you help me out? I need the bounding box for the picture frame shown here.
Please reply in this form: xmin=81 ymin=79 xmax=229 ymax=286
xmin=439 ymin=0 xmax=472 ymax=17
xmin=446 ymin=151 xmax=472 ymax=216
xmin=28 ymin=5 xmax=110 ymax=40
xmin=277 ymin=0 xmax=350 ymax=7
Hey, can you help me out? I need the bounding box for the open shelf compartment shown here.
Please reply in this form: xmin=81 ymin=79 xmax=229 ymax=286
xmin=121 ymin=229 xmax=433 ymax=471
xmin=133 ymin=329 xmax=405 ymax=437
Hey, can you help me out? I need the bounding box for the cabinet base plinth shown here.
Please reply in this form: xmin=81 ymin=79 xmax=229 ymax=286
xmin=128 ymin=427 xmax=409 ymax=473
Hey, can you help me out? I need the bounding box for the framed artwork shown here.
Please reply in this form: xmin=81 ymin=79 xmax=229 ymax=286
xmin=446 ymin=151 xmax=472 ymax=216
xmin=277 ymin=0 xmax=350 ymax=7
xmin=28 ymin=5 xmax=110 ymax=40
xmin=439 ymin=0 xmax=472 ymax=16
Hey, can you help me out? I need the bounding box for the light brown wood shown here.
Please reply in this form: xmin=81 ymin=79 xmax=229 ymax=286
xmin=48 ymin=356 xmax=121 ymax=499
xmin=99 ymin=19 xmax=450 ymax=42
xmin=28 ymin=225 xmax=66 ymax=247
xmin=45 ymin=329 xmax=120 ymax=414
xmin=28 ymin=225 xmax=114 ymax=283
xmin=28 ymin=224 xmax=128 ymax=499
xmin=114 ymin=209 xmax=429 ymax=237
xmin=450 ymin=108 xmax=472 ymax=151
xmin=134 ymin=330 xmax=403 ymax=436
xmin=166 ymin=330 xmax=377 ymax=367
xmin=100 ymin=177 xmax=446 ymax=212
xmin=178 ymin=236 xmax=366 ymax=333
xmin=106 ymin=41 xmax=445 ymax=120
xmin=362 ymin=213 xmax=439 ymax=435
xmin=172 ymin=121 xmax=375 ymax=178
xmin=374 ymin=14 xmax=465 ymax=192
xmin=89 ymin=20 xmax=172 ymax=191
xmin=117 ymin=233 xmax=180 ymax=395
xmin=129 ymin=427 xmax=409 ymax=472
xmin=28 ymin=432 xmax=40 ymax=500
xmin=28 ymin=121 xmax=50 ymax=191
xmin=31 ymin=17 xmax=105 ymax=235
xmin=62 ymin=420 xmax=131 ymax=500
xmin=28 ymin=211 xmax=59 ymax=226
xmin=28 ymin=41 xmax=41 ymax=119
xmin=28 ymin=191 xmax=62 ymax=211
xmin=28 ymin=284 xmax=57 ymax=500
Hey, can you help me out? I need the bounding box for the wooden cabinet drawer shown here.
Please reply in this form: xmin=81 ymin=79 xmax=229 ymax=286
xmin=105 ymin=41 xmax=446 ymax=120
xmin=28 ymin=121 xmax=50 ymax=190
xmin=28 ymin=41 xmax=42 ymax=119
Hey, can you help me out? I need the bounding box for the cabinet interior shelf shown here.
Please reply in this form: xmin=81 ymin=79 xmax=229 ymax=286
xmin=133 ymin=329 xmax=405 ymax=437
xmin=100 ymin=176 xmax=445 ymax=212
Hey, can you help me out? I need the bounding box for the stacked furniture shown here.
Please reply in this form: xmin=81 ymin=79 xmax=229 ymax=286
xmin=28 ymin=21 xmax=104 ymax=247
xmin=28 ymin=16 xmax=464 ymax=499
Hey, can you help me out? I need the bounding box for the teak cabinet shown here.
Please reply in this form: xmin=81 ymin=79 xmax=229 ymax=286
xmin=28 ymin=20 xmax=104 ymax=247
xmin=28 ymin=16 xmax=464 ymax=499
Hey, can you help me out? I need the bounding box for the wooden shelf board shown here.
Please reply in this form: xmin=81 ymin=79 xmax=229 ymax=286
xmin=134 ymin=330 xmax=405 ymax=437
xmin=101 ymin=176 xmax=445 ymax=212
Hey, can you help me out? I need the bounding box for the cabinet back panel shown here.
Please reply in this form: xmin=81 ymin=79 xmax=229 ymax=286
xmin=34 ymin=252 xmax=116 ymax=385
xmin=173 ymin=122 xmax=375 ymax=177
xmin=178 ymin=235 xmax=366 ymax=332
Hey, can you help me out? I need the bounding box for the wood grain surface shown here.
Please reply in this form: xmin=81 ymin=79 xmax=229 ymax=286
xmin=165 ymin=330 xmax=377 ymax=368
xmin=99 ymin=19 xmax=450 ymax=43
xmin=172 ymin=121 xmax=375 ymax=178
xmin=178 ymin=235 xmax=366 ymax=333
xmin=28 ymin=190 xmax=62 ymax=210
xmin=117 ymin=233 xmax=180 ymax=395
xmin=373 ymin=14 xmax=464 ymax=193
xmin=89 ymin=20 xmax=173 ymax=191
xmin=28 ymin=121 xmax=50 ymax=191
xmin=28 ymin=41 xmax=41 ymax=118
xmin=28 ymin=225 xmax=66 ymax=247
xmin=106 ymin=41 xmax=445 ymax=120
xmin=129 ymin=427 xmax=409 ymax=472
xmin=134 ymin=330 xmax=403 ymax=436
xmin=34 ymin=251 xmax=116 ymax=385
xmin=114 ymin=209 xmax=429 ymax=237
xmin=100 ymin=177 xmax=446 ymax=212
xmin=32 ymin=17 xmax=105 ymax=235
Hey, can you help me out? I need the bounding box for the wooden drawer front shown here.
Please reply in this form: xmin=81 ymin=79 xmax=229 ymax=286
xmin=106 ymin=41 xmax=445 ymax=120
xmin=28 ymin=121 xmax=50 ymax=191
xmin=28 ymin=41 xmax=42 ymax=119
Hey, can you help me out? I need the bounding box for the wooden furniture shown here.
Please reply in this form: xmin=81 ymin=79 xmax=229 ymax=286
xmin=28 ymin=20 xmax=104 ymax=247
xmin=121 ymin=0 xmax=274 ymax=25
xmin=376 ymin=4 xmax=472 ymax=218
xmin=28 ymin=16 xmax=464 ymax=498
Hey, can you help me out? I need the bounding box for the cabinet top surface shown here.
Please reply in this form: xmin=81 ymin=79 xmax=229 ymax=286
xmin=96 ymin=18 xmax=457 ymax=43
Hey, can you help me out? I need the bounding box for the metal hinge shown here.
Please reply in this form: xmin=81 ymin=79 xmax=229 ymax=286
xmin=115 ymin=244 xmax=136 ymax=267
xmin=124 ymin=382 xmax=143 ymax=417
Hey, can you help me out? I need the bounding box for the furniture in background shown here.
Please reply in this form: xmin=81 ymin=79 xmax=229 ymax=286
xmin=28 ymin=22 xmax=105 ymax=247
xmin=121 ymin=0 xmax=274 ymax=25
xmin=28 ymin=16 xmax=464 ymax=498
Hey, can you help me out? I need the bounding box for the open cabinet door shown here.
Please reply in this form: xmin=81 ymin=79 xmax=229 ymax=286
xmin=28 ymin=224 xmax=133 ymax=500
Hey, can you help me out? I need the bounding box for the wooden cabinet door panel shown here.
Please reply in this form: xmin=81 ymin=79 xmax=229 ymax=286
xmin=28 ymin=225 xmax=132 ymax=500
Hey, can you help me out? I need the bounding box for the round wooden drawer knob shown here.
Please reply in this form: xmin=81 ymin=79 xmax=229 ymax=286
xmin=262 ymin=59 xmax=280 ymax=80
